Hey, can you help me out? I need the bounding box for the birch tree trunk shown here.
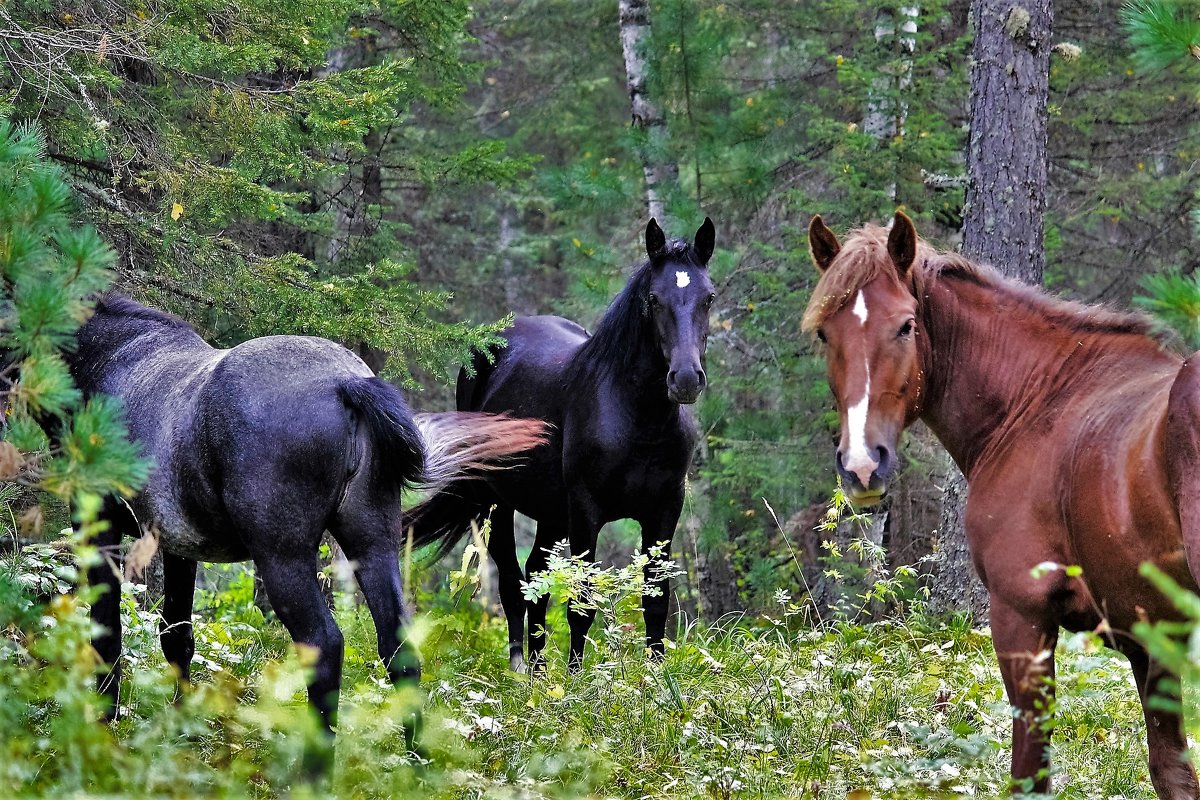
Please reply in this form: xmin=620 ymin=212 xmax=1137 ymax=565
xmin=930 ymin=0 xmax=1053 ymax=621
xmin=617 ymin=1 xmax=737 ymax=621
xmin=619 ymin=0 xmax=678 ymax=222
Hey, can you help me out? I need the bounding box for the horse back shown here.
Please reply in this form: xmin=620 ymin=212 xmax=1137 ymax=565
xmin=458 ymin=316 xmax=587 ymax=423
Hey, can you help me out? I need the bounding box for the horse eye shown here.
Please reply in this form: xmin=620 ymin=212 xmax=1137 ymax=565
xmin=705 ymin=292 xmax=716 ymax=307
xmin=897 ymin=320 xmax=914 ymax=338
xmin=648 ymin=293 xmax=660 ymax=307
xmin=816 ymin=329 xmax=827 ymax=344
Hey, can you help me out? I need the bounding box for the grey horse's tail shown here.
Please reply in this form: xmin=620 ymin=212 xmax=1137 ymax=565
xmin=412 ymin=411 xmax=548 ymax=493
xmin=338 ymin=379 xmax=547 ymax=500
xmin=337 ymin=377 xmax=426 ymax=490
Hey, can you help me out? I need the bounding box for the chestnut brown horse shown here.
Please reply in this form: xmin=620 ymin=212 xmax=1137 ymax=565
xmin=804 ymin=211 xmax=1200 ymax=798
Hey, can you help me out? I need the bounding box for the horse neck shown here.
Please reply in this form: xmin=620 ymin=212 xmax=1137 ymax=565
xmin=916 ymin=274 xmax=1157 ymax=477
xmin=581 ymin=316 xmax=677 ymax=420
xmin=71 ymin=311 xmax=207 ymax=391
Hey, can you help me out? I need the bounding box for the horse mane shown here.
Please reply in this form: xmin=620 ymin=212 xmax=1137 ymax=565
xmin=93 ymin=292 xmax=196 ymax=331
xmin=801 ymin=223 xmax=1156 ymax=339
xmin=568 ymin=238 xmax=704 ymax=382
xmin=567 ymin=261 xmax=655 ymax=382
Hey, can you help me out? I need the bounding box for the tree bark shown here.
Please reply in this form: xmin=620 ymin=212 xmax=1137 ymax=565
xmin=619 ymin=0 xmax=678 ymax=222
xmin=931 ymin=0 xmax=1053 ymax=621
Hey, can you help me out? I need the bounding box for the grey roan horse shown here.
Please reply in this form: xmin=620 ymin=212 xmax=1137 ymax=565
xmin=410 ymin=218 xmax=716 ymax=671
xmin=65 ymin=294 xmax=546 ymax=750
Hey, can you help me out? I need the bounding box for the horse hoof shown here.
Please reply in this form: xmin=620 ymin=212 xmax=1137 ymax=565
xmin=509 ymin=653 xmax=526 ymax=673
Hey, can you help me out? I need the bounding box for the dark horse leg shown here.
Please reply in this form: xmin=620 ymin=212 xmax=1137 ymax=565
xmin=252 ymin=544 xmax=344 ymax=776
xmin=990 ymin=598 xmax=1058 ymax=794
xmin=566 ymin=497 xmax=602 ymax=672
xmin=331 ymin=494 xmax=421 ymax=752
xmin=159 ymin=552 xmax=198 ymax=688
xmin=331 ymin=504 xmax=419 ymax=689
xmin=91 ymin=498 xmax=138 ymax=717
xmin=1123 ymin=644 xmax=1199 ymax=799
xmin=525 ymin=510 xmax=571 ymax=671
xmin=638 ymin=494 xmax=683 ymax=659
xmin=524 ymin=522 xmax=555 ymax=671
xmin=487 ymin=506 xmax=527 ymax=672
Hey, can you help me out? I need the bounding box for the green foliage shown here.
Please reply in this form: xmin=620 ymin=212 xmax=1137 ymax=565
xmin=0 ymin=542 xmax=1167 ymax=797
xmin=1120 ymin=0 xmax=1200 ymax=72
xmin=0 ymin=120 xmax=148 ymax=505
xmin=0 ymin=0 xmax=525 ymax=377
xmin=1134 ymin=270 xmax=1200 ymax=348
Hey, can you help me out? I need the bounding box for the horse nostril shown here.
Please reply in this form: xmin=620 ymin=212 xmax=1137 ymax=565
xmin=668 ymin=369 xmax=677 ymax=384
xmin=876 ymin=445 xmax=892 ymax=472
xmin=697 ymin=368 xmax=707 ymax=388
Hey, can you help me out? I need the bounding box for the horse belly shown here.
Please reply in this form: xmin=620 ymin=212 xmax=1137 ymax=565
xmin=146 ymin=487 xmax=250 ymax=563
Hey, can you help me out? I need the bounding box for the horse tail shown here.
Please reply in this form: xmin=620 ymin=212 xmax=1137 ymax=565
xmin=413 ymin=411 xmax=547 ymax=492
xmin=338 ymin=377 xmax=426 ymax=490
xmin=406 ymin=412 xmax=548 ymax=559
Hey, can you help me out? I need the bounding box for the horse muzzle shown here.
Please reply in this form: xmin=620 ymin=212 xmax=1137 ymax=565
xmin=667 ymin=367 xmax=706 ymax=404
xmin=836 ymin=444 xmax=894 ymax=506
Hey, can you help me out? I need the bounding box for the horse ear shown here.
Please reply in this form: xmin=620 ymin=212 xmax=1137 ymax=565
xmin=693 ymin=217 xmax=715 ymax=266
xmin=887 ymin=211 xmax=917 ymax=276
xmin=808 ymin=215 xmax=840 ymax=273
xmin=646 ymin=218 xmax=667 ymax=261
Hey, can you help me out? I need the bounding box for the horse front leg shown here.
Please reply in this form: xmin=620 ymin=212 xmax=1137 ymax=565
xmin=89 ymin=519 xmax=124 ymax=718
xmin=1125 ymin=645 xmax=1199 ymax=799
xmin=565 ymin=495 xmax=602 ymax=673
xmin=990 ymin=598 xmax=1058 ymax=794
xmin=159 ymin=552 xmax=197 ymax=690
xmin=637 ymin=491 xmax=684 ymax=659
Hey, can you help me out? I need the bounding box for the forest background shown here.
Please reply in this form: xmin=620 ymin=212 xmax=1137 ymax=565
xmin=1 ymin=0 xmax=1200 ymax=797
xmin=2 ymin=0 xmax=1197 ymax=620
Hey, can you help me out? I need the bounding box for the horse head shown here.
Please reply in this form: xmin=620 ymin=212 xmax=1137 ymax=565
xmin=804 ymin=211 xmax=924 ymax=506
xmin=644 ymin=217 xmax=716 ymax=404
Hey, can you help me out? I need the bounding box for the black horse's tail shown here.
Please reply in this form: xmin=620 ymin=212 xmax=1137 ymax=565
xmin=405 ymin=411 xmax=548 ymax=560
xmin=338 ymin=377 xmax=426 ymax=490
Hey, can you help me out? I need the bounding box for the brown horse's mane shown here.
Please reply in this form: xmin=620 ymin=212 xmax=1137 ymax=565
xmin=801 ymin=223 xmax=1156 ymax=339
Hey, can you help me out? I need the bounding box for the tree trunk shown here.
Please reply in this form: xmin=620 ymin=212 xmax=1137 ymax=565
xmin=617 ymin=0 xmax=735 ymax=622
xmin=618 ymin=0 xmax=678 ymax=222
xmin=930 ymin=0 xmax=1053 ymax=621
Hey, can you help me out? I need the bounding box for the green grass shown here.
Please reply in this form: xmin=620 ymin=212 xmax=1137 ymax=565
xmin=0 ymin=549 xmax=1169 ymax=798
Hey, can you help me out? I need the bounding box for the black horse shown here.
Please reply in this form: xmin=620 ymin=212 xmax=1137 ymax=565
xmin=65 ymin=294 xmax=546 ymax=736
xmin=412 ymin=218 xmax=716 ymax=670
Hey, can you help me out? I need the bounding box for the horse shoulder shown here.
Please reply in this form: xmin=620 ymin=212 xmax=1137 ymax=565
xmin=1166 ymin=353 xmax=1200 ymax=588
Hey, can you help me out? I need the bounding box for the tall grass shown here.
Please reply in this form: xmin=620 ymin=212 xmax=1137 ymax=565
xmin=0 ymin=535 xmax=1167 ymax=798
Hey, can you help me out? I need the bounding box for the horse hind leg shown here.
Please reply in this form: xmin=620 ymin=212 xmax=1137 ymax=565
xmin=251 ymin=543 xmax=344 ymax=775
xmin=1124 ymin=645 xmax=1199 ymax=799
xmin=524 ymin=521 xmax=557 ymax=672
xmin=329 ymin=500 xmax=420 ymax=690
xmin=487 ymin=506 xmax=527 ymax=671
xmin=329 ymin=493 xmax=422 ymax=753
xmin=159 ymin=552 xmax=198 ymax=690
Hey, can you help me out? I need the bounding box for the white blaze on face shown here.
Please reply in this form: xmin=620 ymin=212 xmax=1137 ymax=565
xmin=676 ymin=270 xmax=690 ymax=289
xmin=843 ymin=290 xmax=878 ymax=487
xmin=853 ymin=289 xmax=868 ymax=323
